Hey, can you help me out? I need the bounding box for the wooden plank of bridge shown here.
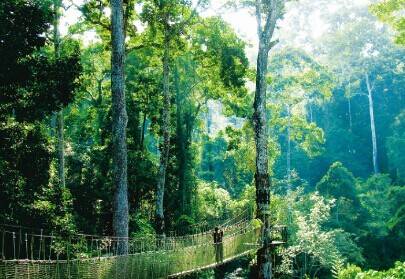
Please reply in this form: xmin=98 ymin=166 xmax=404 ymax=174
xmin=167 ymin=249 xmax=257 ymax=278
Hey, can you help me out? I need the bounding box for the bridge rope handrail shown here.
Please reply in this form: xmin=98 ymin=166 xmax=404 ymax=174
xmin=0 ymin=207 xmax=252 ymax=242
xmin=3 ymin=213 xmax=250 ymax=236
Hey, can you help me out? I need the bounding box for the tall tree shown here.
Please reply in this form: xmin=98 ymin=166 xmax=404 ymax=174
xmin=141 ymin=0 xmax=206 ymax=235
xmin=53 ymin=0 xmax=65 ymax=189
xmin=158 ymin=16 xmax=170 ymax=235
xmin=172 ymin=16 xmax=249 ymax=217
xmin=110 ymin=0 xmax=129 ymax=254
xmin=314 ymin=2 xmax=404 ymax=178
xmin=251 ymin=1 xmax=287 ymax=278
xmin=365 ymin=73 xmax=379 ymax=174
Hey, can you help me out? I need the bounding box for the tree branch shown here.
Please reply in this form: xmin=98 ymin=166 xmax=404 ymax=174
xmin=125 ymin=42 xmax=162 ymax=54
xmin=263 ymin=0 xmax=278 ymax=50
xmin=255 ymin=0 xmax=263 ymax=37
xmin=170 ymin=0 xmax=205 ymax=37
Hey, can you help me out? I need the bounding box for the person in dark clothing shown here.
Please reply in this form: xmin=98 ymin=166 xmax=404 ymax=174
xmin=213 ymin=227 xmax=224 ymax=263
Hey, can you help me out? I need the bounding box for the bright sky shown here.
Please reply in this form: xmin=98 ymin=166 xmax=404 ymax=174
xmin=61 ymin=0 xmax=343 ymax=61
xmin=61 ymin=0 xmax=81 ymax=35
xmin=61 ymin=0 xmax=260 ymax=47
xmin=204 ymin=2 xmax=330 ymax=60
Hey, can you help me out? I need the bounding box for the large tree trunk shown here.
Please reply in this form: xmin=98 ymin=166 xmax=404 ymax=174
xmin=365 ymin=74 xmax=379 ymax=174
xmin=253 ymin=0 xmax=282 ymax=279
xmin=253 ymin=1 xmax=279 ymax=277
xmin=53 ymin=0 xmax=65 ymax=189
xmin=254 ymin=43 xmax=272 ymax=279
xmin=156 ymin=28 xmax=171 ymax=236
xmin=110 ymin=0 xmax=129 ymax=254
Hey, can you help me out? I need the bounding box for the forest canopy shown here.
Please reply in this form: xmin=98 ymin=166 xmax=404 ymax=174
xmin=0 ymin=0 xmax=404 ymax=278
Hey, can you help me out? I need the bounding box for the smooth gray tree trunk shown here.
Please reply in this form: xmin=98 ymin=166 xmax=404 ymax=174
xmin=347 ymin=80 xmax=353 ymax=132
xmin=365 ymin=74 xmax=379 ymax=174
xmin=348 ymin=96 xmax=353 ymax=131
xmin=53 ymin=0 xmax=65 ymax=189
xmin=111 ymin=0 xmax=129 ymax=254
xmin=156 ymin=29 xmax=171 ymax=236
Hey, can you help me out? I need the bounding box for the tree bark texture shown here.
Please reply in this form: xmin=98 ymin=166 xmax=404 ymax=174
xmin=111 ymin=0 xmax=129 ymax=254
xmin=253 ymin=1 xmax=279 ymax=278
xmin=254 ymin=44 xmax=272 ymax=279
xmin=365 ymin=74 xmax=379 ymax=174
xmin=156 ymin=29 xmax=171 ymax=236
xmin=53 ymin=0 xmax=65 ymax=189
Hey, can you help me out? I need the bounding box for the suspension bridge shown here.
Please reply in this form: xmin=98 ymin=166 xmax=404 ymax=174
xmin=0 ymin=210 xmax=287 ymax=279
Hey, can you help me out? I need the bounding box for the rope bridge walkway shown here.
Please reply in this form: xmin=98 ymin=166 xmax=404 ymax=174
xmin=0 ymin=210 xmax=287 ymax=279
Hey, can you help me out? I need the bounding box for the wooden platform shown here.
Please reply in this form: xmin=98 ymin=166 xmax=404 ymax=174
xmin=168 ymin=249 xmax=255 ymax=278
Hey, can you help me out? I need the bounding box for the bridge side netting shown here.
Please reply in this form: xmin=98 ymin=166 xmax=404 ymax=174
xmin=0 ymin=226 xmax=260 ymax=279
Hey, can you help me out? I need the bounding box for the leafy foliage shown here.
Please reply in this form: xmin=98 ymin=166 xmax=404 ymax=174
xmin=371 ymin=0 xmax=405 ymax=45
xmin=338 ymin=261 xmax=405 ymax=279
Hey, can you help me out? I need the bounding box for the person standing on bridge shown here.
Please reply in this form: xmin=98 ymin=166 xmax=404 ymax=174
xmin=213 ymin=227 xmax=224 ymax=263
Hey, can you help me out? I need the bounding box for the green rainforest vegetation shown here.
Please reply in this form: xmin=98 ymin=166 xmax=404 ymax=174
xmin=0 ymin=0 xmax=404 ymax=278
